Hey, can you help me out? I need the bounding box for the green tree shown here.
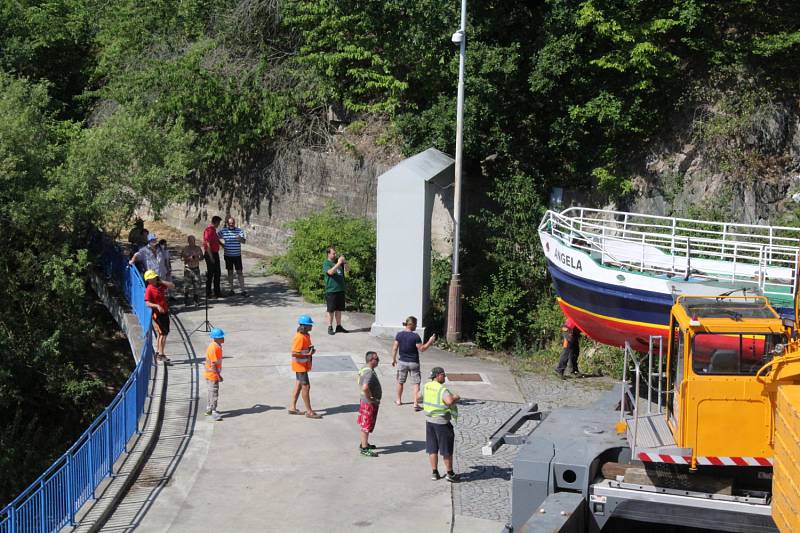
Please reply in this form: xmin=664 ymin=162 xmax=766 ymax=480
xmin=271 ymin=206 xmax=376 ymax=312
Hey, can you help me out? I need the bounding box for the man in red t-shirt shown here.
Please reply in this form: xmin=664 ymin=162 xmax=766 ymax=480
xmin=144 ymin=270 xmax=176 ymax=363
xmin=203 ymin=215 xmax=222 ymax=298
xmin=555 ymin=317 xmax=582 ymax=378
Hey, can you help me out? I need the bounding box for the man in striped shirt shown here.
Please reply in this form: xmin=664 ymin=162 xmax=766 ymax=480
xmin=217 ymin=216 xmax=248 ymax=297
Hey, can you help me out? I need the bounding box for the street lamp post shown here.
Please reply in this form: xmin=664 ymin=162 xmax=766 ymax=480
xmin=446 ymin=0 xmax=467 ymax=343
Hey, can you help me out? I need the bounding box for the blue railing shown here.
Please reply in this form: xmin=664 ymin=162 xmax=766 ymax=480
xmin=0 ymin=235 xmax=155 ymax=532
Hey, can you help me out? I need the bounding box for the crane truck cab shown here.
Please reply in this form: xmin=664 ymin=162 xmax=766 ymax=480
xmin=665 ymin=295 xmax=789 ymax=469
xmin=498 ymin=294 xmax=800 ymax=532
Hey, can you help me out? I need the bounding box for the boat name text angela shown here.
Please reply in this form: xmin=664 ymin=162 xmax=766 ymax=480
xmin=553 ymin=249 xmax=583 ymax=271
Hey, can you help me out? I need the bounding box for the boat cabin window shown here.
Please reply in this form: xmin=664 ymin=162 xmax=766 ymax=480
xmin=691 ymin=333 xmax=785 ymax=375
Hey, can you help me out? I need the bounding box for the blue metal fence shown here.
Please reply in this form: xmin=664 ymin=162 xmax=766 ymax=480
xmin=0 ymin=236 xmax=155 ymax=533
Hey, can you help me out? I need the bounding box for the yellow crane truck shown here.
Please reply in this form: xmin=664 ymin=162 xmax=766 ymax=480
xmin=493 ymin=295 xmax=800 ymax=532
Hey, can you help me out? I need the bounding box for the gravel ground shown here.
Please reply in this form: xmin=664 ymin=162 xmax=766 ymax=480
xmin=453 ymin=370 xmax=615 ymax=525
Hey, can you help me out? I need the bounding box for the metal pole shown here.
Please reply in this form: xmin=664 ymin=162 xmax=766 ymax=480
xmin=647 ymin=337 xmax=653 ymax=414
xmin=657 ymin=336 xmax=663 ymax=414
xmin=39 ymin=480 xmax=45 ymax=533
xmin=446 ymin=0 xmax=467 ymax=343
xmin=67 ymin=453 xmax=75 ymax=526
xmin=621 ymin=343 xmax=628 ymax=416
xmin=107 ymin=412 xmax=113 ymax=477
xmin=633 ymin=358 xmax=641 ymax=456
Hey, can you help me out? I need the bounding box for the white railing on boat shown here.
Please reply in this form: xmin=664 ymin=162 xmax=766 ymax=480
xmin=539 ymin=207 xmax=800 ymax=303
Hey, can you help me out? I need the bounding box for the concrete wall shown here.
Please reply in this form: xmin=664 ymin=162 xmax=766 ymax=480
xmin=158 ymin=147 xmax=456 ymax=258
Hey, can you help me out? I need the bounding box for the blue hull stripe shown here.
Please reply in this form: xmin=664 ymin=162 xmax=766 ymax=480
xmin=547 ymin=261 xmax=673 ymax=326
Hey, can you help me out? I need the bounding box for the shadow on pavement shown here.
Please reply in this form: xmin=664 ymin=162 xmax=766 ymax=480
xmin=457 ymin=465 xmax=512 ymax=482
xmin=218 ymin=280 xmax=295 ymax=308
xmin=377 ymin=440 xmax=426 ymax=454
xmin=221 ymin=404 xmax=280 ymax=418
xmin=319 ymin=403 xmax=360 ymax=415
xmin=171 ymin=280 xmax=295 ymax=311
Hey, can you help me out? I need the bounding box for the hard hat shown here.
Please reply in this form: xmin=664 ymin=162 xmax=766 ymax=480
xmin=147 ymin=233 xmax=157 ymax=241
xmin=209 ymin=327 xmax=225 ymax=339
xmin=144 ymin=270 xmax=158 ymax=281
xmin=298 ymin=314 xmax=314 ymax=326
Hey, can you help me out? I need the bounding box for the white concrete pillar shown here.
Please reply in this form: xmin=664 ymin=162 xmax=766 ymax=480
xmin=370 ymin=148 xmax=454 ymax=338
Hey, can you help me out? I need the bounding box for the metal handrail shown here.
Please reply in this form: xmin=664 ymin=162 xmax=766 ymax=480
xmin=0 ymin=234 xmax=155 ymax=532
xmin=621 ymin=337 xmax=666 ymax=455
xmin=541 ymin=209 xmax=799 ymax=301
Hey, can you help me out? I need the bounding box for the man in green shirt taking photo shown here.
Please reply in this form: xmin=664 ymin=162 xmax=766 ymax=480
xmin=323 ymin=246 xmax=348 ymax=335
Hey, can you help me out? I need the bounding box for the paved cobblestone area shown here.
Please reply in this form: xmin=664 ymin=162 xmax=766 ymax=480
xmin=453 ymin=372 xmax=615 ymax=524
xmin=453 ymin=399 xmax=524 ymax=523
xmin=514 ymin=371 xmax=615 ymax=408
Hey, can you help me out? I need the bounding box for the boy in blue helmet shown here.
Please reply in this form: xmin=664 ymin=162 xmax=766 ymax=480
xmin=205 ymin=328 xmax=226 ymax=421
xmin=289 ymin=315 xmax=321 ymax=418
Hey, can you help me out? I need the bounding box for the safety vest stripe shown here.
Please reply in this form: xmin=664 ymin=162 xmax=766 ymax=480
xmin=294 ymin=357 xmax=309 ymax=363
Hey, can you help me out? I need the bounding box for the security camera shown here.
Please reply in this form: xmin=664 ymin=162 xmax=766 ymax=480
xmin=451 ymin=30 xmax=465 ymax=44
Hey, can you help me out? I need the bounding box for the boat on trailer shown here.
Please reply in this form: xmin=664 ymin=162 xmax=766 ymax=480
xmin=538 ymin=207 xmax=800 ymax=352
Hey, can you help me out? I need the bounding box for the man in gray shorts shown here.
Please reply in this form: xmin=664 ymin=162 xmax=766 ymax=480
xmin=391 ymin=316 xmax=436 ymax=410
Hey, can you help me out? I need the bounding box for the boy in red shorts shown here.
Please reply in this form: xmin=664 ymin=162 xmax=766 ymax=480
xmin=144 ymin=269 xmax=175 ymax=363
xmin=357 ymin=351 xmax=382 ymax=457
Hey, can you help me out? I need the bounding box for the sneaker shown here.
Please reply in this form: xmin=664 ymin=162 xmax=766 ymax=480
xmin=431 ymin=470 xmax=442 ymax=481
xmin=357 ymin=444 xmax=377 ymax=450
xmin=211 ymin=411 xmax=223 ymax=421
xmin=335 ymin=325 xmax=349 ymax=333
xmin=554 ymin=369 xmax=565 ymax=380
xmin=328 ymin=326 xmax=335 ymax=336
xmin=445 ymin=472 xmax=460 ymax=483
xmin=241 ymin=291 xmax=249 ymax=297
xmin=205 ymin=409 xmax=212 ymax=416
xmin=226 ymin=290 xmax=236 ymax=297
xmin=360 ymin=447 xmax=378 ymax=457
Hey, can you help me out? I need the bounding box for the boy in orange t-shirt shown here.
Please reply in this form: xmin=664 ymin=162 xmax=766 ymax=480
xmin=205 ymin=328 xmax=225 ymax=421
xmin=289 ymin=315 xmax=321 ymax=419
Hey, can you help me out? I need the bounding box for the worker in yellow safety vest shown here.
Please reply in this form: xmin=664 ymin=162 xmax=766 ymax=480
xmin=420 ymin=367 xmax=460 ymax=482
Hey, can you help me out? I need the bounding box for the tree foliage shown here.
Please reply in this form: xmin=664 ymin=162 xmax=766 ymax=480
xmin=271 ymin=206 xmax=376 ymax=313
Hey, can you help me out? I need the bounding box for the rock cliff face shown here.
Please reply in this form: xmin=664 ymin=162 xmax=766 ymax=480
xmin=627 ymin=99 xmax=800 ymax=226
xmin=160 ymin=147 xmax=391 ymax=254
xmin=158 ymin=119 xmax=456 ymax=257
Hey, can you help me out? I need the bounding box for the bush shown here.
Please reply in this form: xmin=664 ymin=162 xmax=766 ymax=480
xmin=425 ymin=254 xmax=451 ymax=333
xmin=271 ymin=206 xmax=376 ymax=312
xmin=472 ymin=272 xmax=526 ymax=350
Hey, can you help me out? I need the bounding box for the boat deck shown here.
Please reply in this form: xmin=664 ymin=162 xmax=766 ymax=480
xmin=539 ymin=207 xmax=800 ymax=306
